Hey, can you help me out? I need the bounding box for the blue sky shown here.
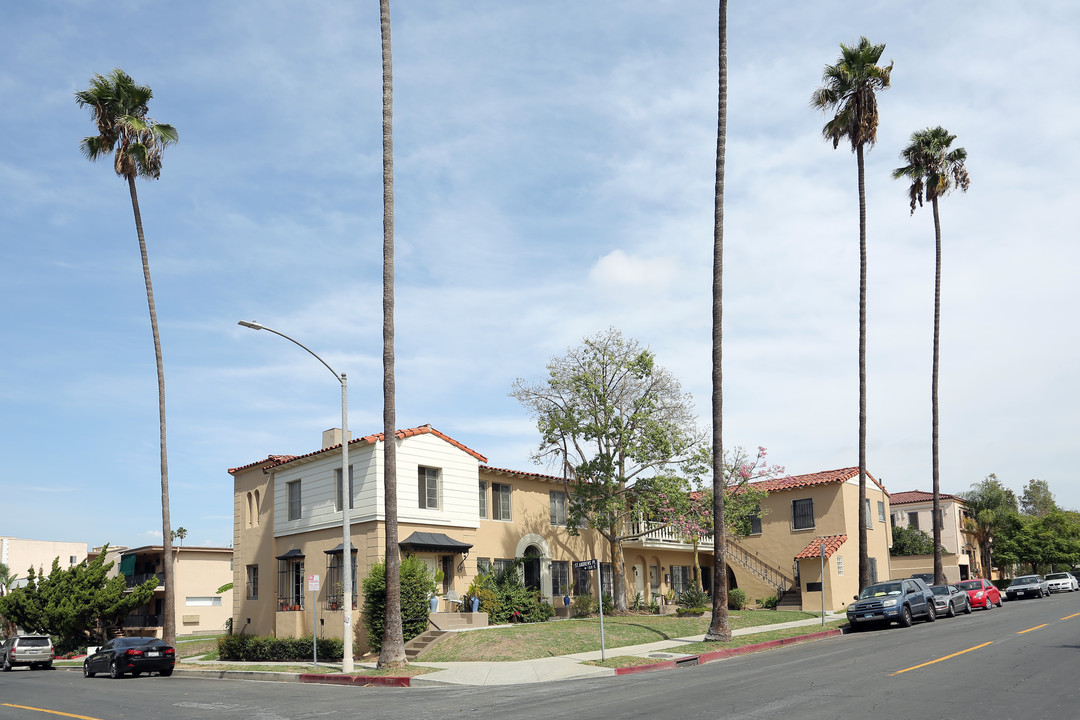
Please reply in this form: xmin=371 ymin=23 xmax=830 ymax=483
xmin=2 ymin=1 xmax=1077 ymax=552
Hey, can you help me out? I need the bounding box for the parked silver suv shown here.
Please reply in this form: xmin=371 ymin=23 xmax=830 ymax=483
xmin=1 ymin=635 xmax=54 ymax=670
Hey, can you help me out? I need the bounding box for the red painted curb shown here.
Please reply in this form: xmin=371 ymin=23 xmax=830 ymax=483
xmin=299 ymin=673 xmax=411 ymax=687
xmin=614 ymin=660 xmax=677 ymax=675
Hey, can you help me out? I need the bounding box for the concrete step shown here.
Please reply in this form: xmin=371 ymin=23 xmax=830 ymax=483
xmin=404 ymin=630 xmax=448 ymax=660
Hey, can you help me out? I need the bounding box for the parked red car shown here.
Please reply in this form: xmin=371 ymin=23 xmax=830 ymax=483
xmin=956 ymin=578 xmax=1001 ymax=610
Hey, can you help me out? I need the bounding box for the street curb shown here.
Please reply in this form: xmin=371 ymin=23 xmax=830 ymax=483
xmin=299 ymin=673 xmax=411 ymax=687
xmin=614 ymin=628 xmax=843 ymax=676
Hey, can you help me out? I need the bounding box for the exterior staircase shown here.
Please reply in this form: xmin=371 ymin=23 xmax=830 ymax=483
xmin=404 ymin=629 xmax=448 ymax=660
xmin=725 ymin=537 xmax=798 ymax=603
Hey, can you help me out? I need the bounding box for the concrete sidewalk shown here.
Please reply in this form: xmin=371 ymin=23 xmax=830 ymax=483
xmin=168 ymin=614 xmax=842 ymax=687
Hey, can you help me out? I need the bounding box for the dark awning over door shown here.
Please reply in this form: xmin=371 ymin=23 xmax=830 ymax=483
xmin=398 ymin=532 xmax=473 ymax=554
xmin=274 ymin=548 xmax=305 ymax=560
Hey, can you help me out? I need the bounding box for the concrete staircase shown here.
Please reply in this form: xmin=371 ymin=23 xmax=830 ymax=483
xmin=404 ymin=611 xmax=490 ymax=660
xmin=404 ymin=629 xmax=448 ymax=660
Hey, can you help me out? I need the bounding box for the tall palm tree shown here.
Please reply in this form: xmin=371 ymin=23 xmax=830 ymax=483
xmin=810 ymin=38 xmax=891 ymax=591
xmin=893 ymin=127 xmax=970 ymax=586
xmin=705 ymin=0 xmax=731 ymax=643
xmin=378 ymin=0 xmax=407 ymax=668
xmin=75 ymin=69 xmax=179 ymax=643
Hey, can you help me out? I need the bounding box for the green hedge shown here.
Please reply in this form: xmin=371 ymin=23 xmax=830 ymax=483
xmin=361 ymin=555 xmax=436 ymax=654
xmin=217 ymin=634 xmax=343 ymax=661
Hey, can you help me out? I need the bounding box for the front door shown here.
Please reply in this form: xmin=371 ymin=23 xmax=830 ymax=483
xmin=634 ymin=563 xmax=645 ymax=598
xmin=523 ymin=546 xmax=541 ymax=591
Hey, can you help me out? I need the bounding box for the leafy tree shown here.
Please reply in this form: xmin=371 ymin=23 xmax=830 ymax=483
xmin=361 ymin=555 xmax=435 ymax=655
xmin=377 ymin=0 xmax=406 ymax=670
xmin=75 ymin=69 xmax=178 ymax=643
xmin=994 ymin=510 xmax=1080 ymax=574
xmin=892 ymin=125 xmax=970 ymax=585
xmin=961 ymin=474 xmax=1019 ymax=577
xmin=662 ymin=447 xmax=776 ymax=592
xmin=811 ymin=37 xmax=892 ymax=591
xmin=0 ymin=550 xmax=157 ymax=651
xmin=512 ymin=328 xmax=704 ymax=611
xmin=890 ymin=525 xmax=936 ymax=556
xmin=1020 ymin=478 xmax=1058 ymax=517
xmin=0 ymin=562 xmax=20 ymax=636
xmin=708 ymin=0 xmax=731 ymax=643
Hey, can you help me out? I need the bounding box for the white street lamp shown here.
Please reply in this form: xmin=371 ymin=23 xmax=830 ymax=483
xmin=238 ymin=320 xmax=354 ymax=673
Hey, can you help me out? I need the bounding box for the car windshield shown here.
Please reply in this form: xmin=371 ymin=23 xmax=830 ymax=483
xmin=955 ymin=581 xmax=983 ymax=591
xmin=930 ymin=586 xmax=951 ymax=596
xmin=1010 ymin=577 xmax=1037 ymax=586
xmin=1046 ymin=573 xmax=1069 ymax=580
xmin=859 ymin=582 xmax=902 ymax=599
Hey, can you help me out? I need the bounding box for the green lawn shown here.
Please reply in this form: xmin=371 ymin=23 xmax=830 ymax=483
xmin=420 ymin=610 xmax=825 ymax=662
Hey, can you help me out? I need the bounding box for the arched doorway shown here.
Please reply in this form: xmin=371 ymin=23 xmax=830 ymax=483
xmin=523 ymin=546 xmax=542 ymax=592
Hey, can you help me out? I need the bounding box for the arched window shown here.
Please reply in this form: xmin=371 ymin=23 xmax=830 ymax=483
xmin=253 ymin=489 xmax=261 ymax=527
xmin=246 ymin=492 xmax=253 ymax=528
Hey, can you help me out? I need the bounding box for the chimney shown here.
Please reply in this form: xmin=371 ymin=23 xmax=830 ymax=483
xmin=322 ymin=428 xmax=352 ymax=448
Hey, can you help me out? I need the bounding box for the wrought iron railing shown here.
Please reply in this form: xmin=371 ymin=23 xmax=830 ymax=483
xmin=125 ymin=572 xmax=164 ymax=589
xmin=123 ymin=613 xmax=162 ymax=627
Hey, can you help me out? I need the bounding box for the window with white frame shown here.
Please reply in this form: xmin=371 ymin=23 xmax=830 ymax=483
xmin=287 ymin=480 xmax=302 ymax=521
xmin=877 ymin=500 xmax=886 ymax=522
xmin=478 ymin=480 xmax=488 ymax=518
xmin=864 ymin=499 xmax=873 ymax=529
xmin=246 ymin=564 xmax=259 ymax=600
xmin=492 ymin=483 xmax=512 ymax=521
xmin=418 ymin=466 xmax=441 ymax=510
xmin=334 ymin=466 xmax=355 ymax=511
xmin=836 ymin=555 xmax=844 ymax=576
xmin=792 ymin=498 xmax=814 ymax=530
xmin=550 ymin=491 xmax=568 ymax=526
xmin=185 ymin=596 xmax=223 ymax=607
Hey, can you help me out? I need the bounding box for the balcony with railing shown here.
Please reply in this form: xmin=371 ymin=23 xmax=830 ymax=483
xmin=624 ymin=520 xmax=711 ymax=548
xmin=125 ymin=572 xmax=165 ymax=590
xmin=123 ymin=613 xmax=162 ymax=628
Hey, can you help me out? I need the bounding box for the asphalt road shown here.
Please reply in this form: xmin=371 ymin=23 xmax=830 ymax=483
xmin=2 ymin=592 xmax=1078 ymax=720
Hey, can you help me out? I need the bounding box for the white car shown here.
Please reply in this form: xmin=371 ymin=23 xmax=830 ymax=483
xmin=1045 ymin=572 xmax=1079 ymax=593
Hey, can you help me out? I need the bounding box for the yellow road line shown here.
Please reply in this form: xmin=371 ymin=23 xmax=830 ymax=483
xmin=0 ymin=704 xmax=102 ymax=720
xmin=1017 ymin=624 xmax=1048 ymax=634
xmin=1062 ymin=613 xmax=1080 ymax=620
xmin=890 ymin=642 xmax=994 ymax=676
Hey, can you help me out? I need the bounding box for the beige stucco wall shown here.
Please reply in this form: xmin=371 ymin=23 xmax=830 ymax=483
xmin=174 ymin=548 xmax=234 ymax=635
xmin=0 ymin=537 xmax=89 ymax=583
xmin=891 ymin=496 xmax=977 ymax=576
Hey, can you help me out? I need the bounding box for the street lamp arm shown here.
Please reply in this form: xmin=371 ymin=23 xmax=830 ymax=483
xmin=238 ymin=321 xmax=342 ymax=384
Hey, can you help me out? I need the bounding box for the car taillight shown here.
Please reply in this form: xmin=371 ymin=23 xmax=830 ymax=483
xmin=164 ymin=648 xmax=175 ymax=657
xmin=125 ymin=649 xmax=144 ymax=657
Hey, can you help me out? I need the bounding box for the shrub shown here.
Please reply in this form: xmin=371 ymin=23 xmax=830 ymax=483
xmin=678 ymin=586 xmax=710 ymax=611
xmin=487 ymin=564 xmax=553 ymax=624
xmin=760 ymin=594 xmax=780 ymax=610
xmin=571 ymin=594 xmax=597 ymax=617
xmin=361 ymin=555 xmax=436 ymax=653
xmin=729 ymin=588 xmax=747 ymax=610
xmin=461 ymin=573 xmax=498 ymax=616
xmin=630 ymin=591 xmax=645 ymax=611
xmin=648 ymin=599 xmax=660 ymax=614
xmin=217 ymin=634 xmax=342 ymax=661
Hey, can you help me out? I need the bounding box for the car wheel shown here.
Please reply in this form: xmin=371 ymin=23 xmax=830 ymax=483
xmin=964 ymin=600 xmax=973 ymax=614
xmin=109 ymin=661 xmax=122 ymax=679
xmin=900 ymin=606 xmax=913 ymax=627
xmin=159 ymin=668 xmax=173 ymax=677
xmin=946 ymin=601 xmax=956 ymax=618
xmin=2 ymin=657 xmax=11 ymax=671
xmin=926 ymin=605 xmax=936 ymax=622
xmin=84 ymin=661 xmax=94 ymax=678
xmin=997 ymin=597 xmax=1003 ymax=607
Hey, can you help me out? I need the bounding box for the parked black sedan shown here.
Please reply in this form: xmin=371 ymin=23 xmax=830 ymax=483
xmin=83 ymin=637 xmax=175 ymax=678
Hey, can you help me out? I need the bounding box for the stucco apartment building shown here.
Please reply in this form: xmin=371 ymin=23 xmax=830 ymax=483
xmin=230 ymin=425 xmax=897 ymax=647
xmin=1 ymin=537 xmax=89 ymax=586
xmin=887 ymin=490 xmax=978 ymax=582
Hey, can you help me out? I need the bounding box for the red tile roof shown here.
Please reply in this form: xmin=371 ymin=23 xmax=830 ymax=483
xmin=481 ymin=466 xmax=566 ymax=483
xmin=795 ymin=534 xmax=848 ymax=560
xmin=228 ymin=425 xmax=486 ymax=474
xmin=889 ymin=490 xmax=963 ymax=505
xmin=749 ymin=467 xmax=886 ymax=495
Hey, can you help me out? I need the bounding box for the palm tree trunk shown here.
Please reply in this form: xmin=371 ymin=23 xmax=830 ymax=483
xmin=856 ymin=143 xmax=869 ymax=592
xmin=931 ymin=197 xmax=943 ymax=585
xmin=127 ymin=175 xmax=174 ymax=644
xmin=377 ymin=0 xmax=406 ymax=668
xmin=705 ymin=0 xmax=729 ymax=642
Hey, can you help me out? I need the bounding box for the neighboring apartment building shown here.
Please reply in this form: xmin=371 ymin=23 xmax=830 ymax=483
xmin=230 ymin=425 xmax=897 ymax=648
xmin=888 ymin=490 xmax=978 ymax=582
xmin=96 ymin=545 xmax=235 ymax=637
xmin=0 ymin=537 xmax=89 ymax=586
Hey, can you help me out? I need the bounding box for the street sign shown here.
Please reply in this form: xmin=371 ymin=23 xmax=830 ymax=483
xmin=573 ymin=559 xmax=598 ymax=571
xmin=308 ymin=574 xmax=320 ymax=591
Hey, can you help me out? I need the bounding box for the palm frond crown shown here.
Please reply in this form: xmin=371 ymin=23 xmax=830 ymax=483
xmin=75 ymin=68 xmax=177 ymax=180
xmin=892 ymin=126 xmax=970 ymax=214
xmin=810 ymin=37 xmax=893 ymax=152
